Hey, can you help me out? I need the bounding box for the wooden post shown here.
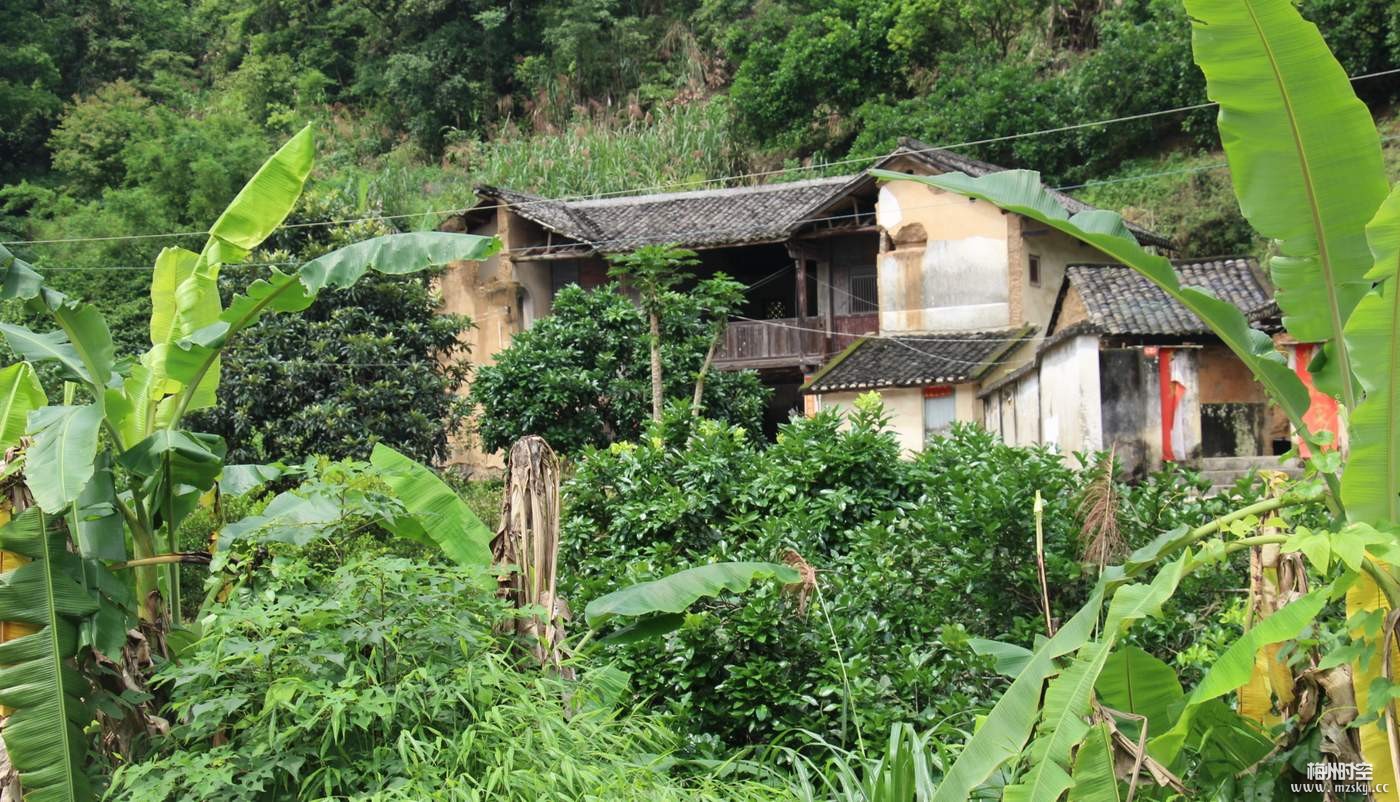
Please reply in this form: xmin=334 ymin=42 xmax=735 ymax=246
xmin=794 ymin=257 xmax=808 ymax=362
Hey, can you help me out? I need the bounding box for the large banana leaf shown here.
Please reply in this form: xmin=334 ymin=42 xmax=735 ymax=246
xmin=1185 ymin=0 xmax=1388 ymax=401
xmin=870 ymin=168 xmax=1314 ymax=435
xmin=0 ymin=507 xmax=99 ymax=802
xmin=68 ymin=454 xmax=125 ymax=562
xmin=1343 ymin=186 xmax=1400 ymax=524
xmin=1067 ymin=723 xmax=1121 ymax=802
xmin=1095 ymin=646 xmax=1183 ymax=738
xmin=0 ymin=325 xmax=94 ymax=388
xmin=369 ymin=444 xmax=493 ymax=569
xmin=25 ymin=405 xmax=103 ymax=514
xmin=117 ymin=430 xmax=226 ymax=537
xmin=0 ymin=363 xmax=45 ymax=451
xmin=1003 ymin=641 xmax=1113 ymax=802
xmin=0 ymin=245 xmax=45 ymax=302
xmin=1347 ymin=572 xmax=1400 ymax=800
xmin=200 ymin=125 xmax=314 ymax=263
xmin=49 ymin=302 xmax=114 ymax=394
xmin=143 ymin=127 xmax=315 ymax=421
xmin=928 ymin=586 xmax=1105 ymax=802
xmin=584 ymin=561 xmax=802 ymax=629
xmin=142 ymin=247 xmax=205 ymax=414
xmin=1150 ymin=587 xmax=1328 ymax=763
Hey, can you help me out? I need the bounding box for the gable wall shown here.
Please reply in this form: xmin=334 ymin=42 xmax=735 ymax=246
xmin=874 ymin=180 xmax=1010 ymax=333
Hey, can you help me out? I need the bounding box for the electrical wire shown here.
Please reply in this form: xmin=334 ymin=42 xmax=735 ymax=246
xmin=5 ymin=65 xmax=1397 ymax=249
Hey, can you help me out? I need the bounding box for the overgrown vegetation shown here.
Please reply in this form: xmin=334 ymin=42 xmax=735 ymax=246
xmin=470 ymin=284 xmax=769 ymax=455
xmin=4 ymin=0 xmax=1400 ymax=800
xmin=561 ymin=408 xmax=1295 ymax=750
xmin=109 ymin=553 xmax=787 ymax=802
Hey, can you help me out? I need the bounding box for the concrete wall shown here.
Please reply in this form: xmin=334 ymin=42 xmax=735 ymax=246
xmin=874 ymin=181 xmax=1010 ymax=333
xmin=1098 ymin=349 xmax=1151 ymax=475
xmin=1022 ymin=228 xmax=1102 ymax=336
xmin=1038 ymin=335 xmax=1104 ymax=454
xmin=1014 ymin=373 xmax=1041 ymax=446
xmin=1197 ymin=344 xmax=1268 ymax=457
xmin=814 ymin=382 xmax=980 ymax=454
xmin=438 ymin=211 xmax=520 ymax=471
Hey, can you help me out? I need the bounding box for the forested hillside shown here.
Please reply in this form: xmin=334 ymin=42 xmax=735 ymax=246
xmin=3 ymin=0 xmax=1399 ymax=457
xmin=6 ymin=0 xmax=1399 ymax=241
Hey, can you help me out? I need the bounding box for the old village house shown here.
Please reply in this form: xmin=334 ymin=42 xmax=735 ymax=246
xmin=439 ymin=139 xmax=1337 ymax=485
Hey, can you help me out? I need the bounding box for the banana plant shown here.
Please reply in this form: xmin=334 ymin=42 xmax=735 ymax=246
xmin=871 ymin=0 xmax=1400 ymax=797
xmin=0 ymin=126 xmax=498 ymax=801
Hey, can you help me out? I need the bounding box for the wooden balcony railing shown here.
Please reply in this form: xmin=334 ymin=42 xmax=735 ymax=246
xmin=715 ymin=313 xmax=878 ymax=369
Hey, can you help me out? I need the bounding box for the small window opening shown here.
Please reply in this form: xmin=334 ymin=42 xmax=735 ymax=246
xmin=1028 ymin=254 xmax=1042 ymax=287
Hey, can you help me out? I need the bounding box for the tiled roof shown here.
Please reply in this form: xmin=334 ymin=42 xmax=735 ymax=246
xmin=1064 ymin=258 xmax=1277 ymax=336
xmin=467 ymin=140 xmax=1169 ymax=253
xmin=803 ymin=327 xmax=1034 ymax=393
xmin=477 ymin=177 xmax=855 ymax=252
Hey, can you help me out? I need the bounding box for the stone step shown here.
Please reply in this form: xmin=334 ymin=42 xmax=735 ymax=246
xmin=1198 ymin=455 xmax=1302 ymax=473
xmin=1199 ymin=457 xmax=1306 ymax=496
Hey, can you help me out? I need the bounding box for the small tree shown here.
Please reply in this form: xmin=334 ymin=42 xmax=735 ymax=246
xmin=192 ymin=192 xmax=472 ymax=464
xmin=470 ymin=284 xmax=769 ymax=455
xmin=607 ymin=244 xmax=698 ymax=421
xmin=690 ymin=272 xmax=746 ymax=415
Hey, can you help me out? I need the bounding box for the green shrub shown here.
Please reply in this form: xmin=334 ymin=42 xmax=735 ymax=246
xmin=470 ymin=284 xmax=770 ymax=456
xmin=110 ymin=552 xmax=788 ymax=801
xmin=561 ymin=404 xmax=1091 ymax=748
xmin=561 ymin=399 xmax=1324 ymax=749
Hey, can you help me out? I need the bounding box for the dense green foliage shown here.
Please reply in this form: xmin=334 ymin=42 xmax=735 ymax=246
xmin=470 ymin=284 xmax=770 ymax=455
xmin=560 ymin=403 xmax=1294 ymax=748
xmin=110 ymin=552 xmax=789 ymax=801
xmin=191 ymin=195 xmax=472 ymax=465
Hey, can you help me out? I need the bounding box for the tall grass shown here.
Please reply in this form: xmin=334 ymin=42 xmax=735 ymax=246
xmin=449 ymin=101 xmax=746 ymax=197
xmin=312 ymin=100 xmax=749 ymax=233
xmin=763 ymin=724 xmax=963 ymax=802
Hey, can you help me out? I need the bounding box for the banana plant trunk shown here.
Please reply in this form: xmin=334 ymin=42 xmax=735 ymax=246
xmin=491 ymin=436 xmax=570 ymax=675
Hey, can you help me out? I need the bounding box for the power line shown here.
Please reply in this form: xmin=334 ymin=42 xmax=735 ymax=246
xmin=12 ymin=132 xmax=1400 ymax=270
xmin=5 ymin=66 xmax=1397 ymax=249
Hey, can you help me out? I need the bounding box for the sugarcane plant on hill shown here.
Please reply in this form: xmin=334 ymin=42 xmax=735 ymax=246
xmin=0 ymin=126 xmax=499 ymax=801
xmin=853 ymin=0 xmax=1400 ymax=798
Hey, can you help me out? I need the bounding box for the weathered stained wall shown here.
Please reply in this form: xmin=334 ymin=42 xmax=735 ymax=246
xmin=1198 ymin=345 xmax=1266 ymax=404
xmin=1098 ymin=349 xmax=1151 ymax=475
xmin=1014 ymin=373 xmax=1041 ymax=446
xmin=874 ymin=180 xmax=1010 ymax=333
xmin=1196 ymin=343 xmax=1267 ymax=458
xmin=1037 ymin=334 xmax=1104 ymax=454
xmin=1021 ymin=228 xmax=1102 ymax=335
xmin=438 ymin=211 xmax=518 ymax=471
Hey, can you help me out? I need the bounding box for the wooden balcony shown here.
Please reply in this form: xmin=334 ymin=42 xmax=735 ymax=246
xmin=715 ymin=313 xmax=878 ymax=369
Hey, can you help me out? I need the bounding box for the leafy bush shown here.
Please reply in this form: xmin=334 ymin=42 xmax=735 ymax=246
xmin=561 ymin=403 xmax=1091 ymax=748
xmin=188 ymin=190 xmax=474 ymax=465
xmin=561 ymin=399 xmax=1319 ymax=749
xmin=110 ymin=552 xmax=788 ymax=801
xmin=470 ymin=284 xmax=770 ymax=455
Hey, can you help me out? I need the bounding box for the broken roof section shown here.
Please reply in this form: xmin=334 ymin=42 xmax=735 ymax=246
xmin=460 ymin=140 xmax=1170 ymax=254
xmin=1058 ymin=258 xmax=1277 ymax=336
xmin=802 ymin=327 xmax=1035 ymax=393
